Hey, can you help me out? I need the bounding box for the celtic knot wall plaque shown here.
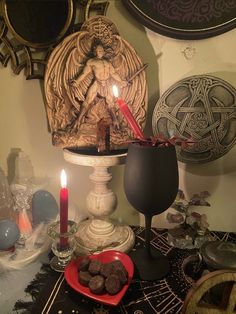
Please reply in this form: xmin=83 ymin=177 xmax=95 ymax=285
xmin=122 ymin=0 xmax=236 ymax=40
xmin=0 ymin=0 xmax=109 ymax=79
xmin=152 ymin=75 xmax=236 ymax=164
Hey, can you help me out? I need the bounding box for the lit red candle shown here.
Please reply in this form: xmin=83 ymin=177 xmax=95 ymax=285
xmin=60 ymin=169 xmax=68 ymax=247
xmin=112 ymin=85 xmax=145 ymax=140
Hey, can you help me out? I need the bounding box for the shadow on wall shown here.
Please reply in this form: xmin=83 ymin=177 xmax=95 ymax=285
xmin=210 ymin=71 xmax=236 ymax=86
xmin=182 ymin=161 xmax=220 ymax=197
xmin=110 ymin=0 xmax=160 ymax=138
xmin=185 ymin=148 xmax=236 ymax=177
xmin=180 ymin=145 xmax=236 ymax=200
xmin=39 ymin=79 xmax=50 ymax=133
xmin=7 ymin=148 xmax=22 ymax=184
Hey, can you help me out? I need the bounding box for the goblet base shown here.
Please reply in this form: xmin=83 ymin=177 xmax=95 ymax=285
xmin=129 ymin=247 xmax=170 ymax=281
xmin=49 ymin=256 xmax=71 ymax=272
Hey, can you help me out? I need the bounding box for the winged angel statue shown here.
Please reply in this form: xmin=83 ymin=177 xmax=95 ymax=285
xmin=44 ymin=16 xmax=147 ymax=148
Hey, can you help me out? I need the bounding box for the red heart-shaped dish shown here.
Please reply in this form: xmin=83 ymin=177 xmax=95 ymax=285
xmin=64 ymin=250 xmax=134 ymax=306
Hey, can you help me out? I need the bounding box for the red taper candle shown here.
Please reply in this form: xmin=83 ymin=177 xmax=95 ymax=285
xmin=60 ymin=169 xmax=68 ymax=247
xmin=112 ymin=85 xmax=145 ymax=140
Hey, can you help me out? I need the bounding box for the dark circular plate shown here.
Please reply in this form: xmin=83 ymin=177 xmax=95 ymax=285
xmin=67 ymin=147 xmax=128 ymax=156
xmin=152 ymin=75 xmax=236 ymax=164
xmin=122 ymin=0 xmax=236 ymax=40
xmin=200 ymin=241 xmax=236 ymax=270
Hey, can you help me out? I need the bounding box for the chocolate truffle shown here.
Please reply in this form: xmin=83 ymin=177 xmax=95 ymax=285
xmin=88 ymin=259 xmax=102 ymax=275
xmin=78 ymin=271 xmax=92 ymax=287
xmin=112 ymin=260 xmax=128 ymax=277
xmin=105 ymin=274 xmax=121 ymax=295
xmin=79 ymin=256 xmax=91 ymax=271
xmin=89 ymin=275 xmax=105 ymax=294
xmin=100 ymin=262 xmax=114 ymax=278
xmin=113 ymin=268 xmax=128 ymax=285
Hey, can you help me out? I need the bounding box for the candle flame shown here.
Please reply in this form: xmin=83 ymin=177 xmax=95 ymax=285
xmin=112 ymin=85 xmax=119 ymax=98
xmin=60 ymin=169 xmax=67 ymax=188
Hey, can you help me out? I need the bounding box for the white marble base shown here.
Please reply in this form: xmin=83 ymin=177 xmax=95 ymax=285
xmin=75 ymin=219 xmax=135 ymax=254
xmin=63 ymin=148 xmax=135 ymax=255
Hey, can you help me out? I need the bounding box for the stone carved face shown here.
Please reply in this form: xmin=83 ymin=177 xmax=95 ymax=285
xmin=94 ymin=45 xmax=105 ymax=58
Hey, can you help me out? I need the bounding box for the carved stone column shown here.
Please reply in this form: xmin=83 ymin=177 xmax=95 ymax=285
xmin=63 ymin=149 xmax=135 ymax=254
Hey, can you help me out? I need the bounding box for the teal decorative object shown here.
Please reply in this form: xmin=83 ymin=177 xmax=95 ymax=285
xmin=0 ymin=219 xmax=20 ymax=250
xmin=32 ymin=190 xmax=59 ymax=226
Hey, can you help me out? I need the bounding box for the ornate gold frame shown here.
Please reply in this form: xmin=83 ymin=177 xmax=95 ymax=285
xmin=1 ymin=0 xmax=74 ymax=49
xmin=0 ymin=0 xmax=109 ymax=79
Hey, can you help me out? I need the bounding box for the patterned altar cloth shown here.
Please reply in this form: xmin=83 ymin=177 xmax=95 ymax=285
xmin=14 ymin=227 xmax=236 ymax=314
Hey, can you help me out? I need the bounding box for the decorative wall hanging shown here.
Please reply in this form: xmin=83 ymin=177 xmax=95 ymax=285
xmin=0 ymin=0 xmax=109 ymax=79
xmin=44 ymin=15 xmax=147 ymax=149
xmin=122 ymin=0 xmax=236 ymax=40
xmin=152 ymin=75 xmax=236 ymax=164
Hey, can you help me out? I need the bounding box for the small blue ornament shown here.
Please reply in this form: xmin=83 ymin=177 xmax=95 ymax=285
xmin=32 ymin=190 xmax=59 ymax=226
xmin=0 ymin=219 xmax=20 ymax=250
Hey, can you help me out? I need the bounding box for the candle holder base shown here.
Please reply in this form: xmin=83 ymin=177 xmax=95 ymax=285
xmin=75 ymin=219 xmax=135 ymax=254
xmin=49 ymin=255 xmax=71 ymax=273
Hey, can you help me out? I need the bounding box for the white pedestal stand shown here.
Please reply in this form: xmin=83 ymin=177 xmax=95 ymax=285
xmin=63 ymin=149 xmax=135 ymax=254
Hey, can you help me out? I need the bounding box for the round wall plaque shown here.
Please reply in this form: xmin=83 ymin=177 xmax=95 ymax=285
xmin=122 ymin=0 xmax=236 ymax=40
xmin=152 ymin=75 xmax=236 ymax=163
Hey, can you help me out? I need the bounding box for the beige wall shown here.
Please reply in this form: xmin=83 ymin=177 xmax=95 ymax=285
xmin=0 ymin=1 xmax=236 ymax=231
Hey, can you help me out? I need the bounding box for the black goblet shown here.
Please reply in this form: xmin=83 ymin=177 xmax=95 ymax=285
xmin=124 ymin=142 xmax=179 ymax=280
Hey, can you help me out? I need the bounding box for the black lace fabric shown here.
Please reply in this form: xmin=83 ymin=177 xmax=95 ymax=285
xmin=13 ymin=227 xmax=236 ymax=314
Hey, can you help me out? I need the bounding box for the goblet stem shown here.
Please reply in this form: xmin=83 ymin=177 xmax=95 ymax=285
xmin=145 ymin=215 xmax=152 ymax=257
xmin=129 ymin=214 xmax=170 ymax=281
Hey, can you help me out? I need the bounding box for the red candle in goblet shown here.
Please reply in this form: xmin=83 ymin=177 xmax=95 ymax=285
xmin=60 ymin=169 xmax=68 ymax=247
xmin=112 ymin=85 xmax=145 ymax=140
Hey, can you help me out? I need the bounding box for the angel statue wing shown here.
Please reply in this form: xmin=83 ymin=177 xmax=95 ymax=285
xmin=44 ymin=31 xmax=93 ymax=134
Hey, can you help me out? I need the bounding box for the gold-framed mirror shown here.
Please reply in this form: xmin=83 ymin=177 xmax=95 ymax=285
xmin=1 ymin=0 xmax=74 ymax=48
xmin=0 ymin=0 xmax=109 ymax=79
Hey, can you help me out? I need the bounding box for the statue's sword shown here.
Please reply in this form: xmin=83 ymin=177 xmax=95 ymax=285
xmin=127 ymin=63 xmax=148 ymax=83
